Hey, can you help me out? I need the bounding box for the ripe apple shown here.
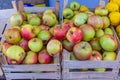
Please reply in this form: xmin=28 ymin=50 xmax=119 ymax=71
xmin=38 ymin=49 xmax=53 ymax=64
xmin=70 ymin=1 xmax=80 ymax=11
xmin=102 ymin=16 xmax=110 ymax=29
xmin=33 ymin=26 xmax=41 ymax=36
xmin=10 ymin=13 xmax=24 ymax=26
xmin=104 ymin=28 xmax=114 ymax=35
xmin=19 ymin=39 xmax=29 ymax=51
xmin=95 ymin=29 xmax=104 ymax=38
xmin=62 ymin=8 xmax=74 ymax=19
xmin=6 ymin=45 xmax=26 ymax=64
xmin=4 ymin=28 xmax=21 ymax=44
xmin=37 ymin=30 xmax=52 ymax=44
xmin=103 ymin=51 xmax=117 ymax=61
xmin=2 ymin=42 xmax=12 ymax=56
xmin=90 ymin=38 xmax=102 ymax=51
xmin=63 ymin=21 xmax=74 ymax=28
xmin=23 ymin=51 xmax=37 ymax=64
xmin=79 ymin=24 xmax=95 ymax=41
xmin=53 ymin=25 xmax=69 ymax=40
xmin=47 ymin=39 xmax=62 ymax=56
xmin=63 ymin=39 xmax=75 ymax=52
xmin=74 ymin=13 xmax=88 ymax=27
xmin=21 ymin=24 xmax=36 ymax=40
xmin=73 ymin=41 xmax=92 ymax=60
xmin=99 ymin=34 xmax=118 ymax=51
xmin=40 ymin=25 xmax=50 ymax=30
xmin=87 ymin=15 xmax=103 ymax=30
xmin=28 ymin=16 xmax=41 ymax=26
xmin=49 ymin=27 xmax=54 ymax=36
xmin=66 ymin=27 xmax=83 ymax=43
xmin=89 ymin=50 xmax=102 ymax=60
xmin=28 ymin=38 xmax=43 ymax=52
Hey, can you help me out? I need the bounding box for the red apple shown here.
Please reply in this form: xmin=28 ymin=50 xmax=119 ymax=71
xmin=23 ymin=51 xmax=37 ymax=64
xmin=40 ymin=25 xmax=50 ymax=30
xmin=63 ymin=21 xmax=74 ymax=28
xmin=38 ymin=49 xmax=53 ymax=64
xmin=19 ymin=39 xmax=29 ymax=51
xmin=4 ymin=28 xmax=21 ymax=44
xmin=20 ymin=24 xmax=36 ymax=40
xmin=2 ymin=42 xmax=12 ymax=56
xmin=66 ymin=27 xmax=83 ymax=43
xmin=54 ymin=25 xmax=69 ymax=40
xmin=89 ymin=50 xmax=102 ymax=60
xmin=73 ymin=41 xmax=92 ymax=60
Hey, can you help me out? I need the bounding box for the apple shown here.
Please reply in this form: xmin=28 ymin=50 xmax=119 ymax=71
xmin=87 ymin=15 xmax=103 ymax=30
xmin=66 ymin=27 xmax=83 ymax=43
xmin=32 ymin=26 xmax=41 ymax=36
xmin=63 ymin=39 xmax=75 ymax=52
xmin=38 ymin=49 xmax=53 ymax=64
xmin=4 ymin=28 xmax=21 ymax=44
xmin=19 ymin=39 xmax=29 ymax=51
xmin=102 ymin=16 xmax=110 ymax=29
xmin=47 ymin=39 xmax=62 ymax=56
xmin=37 ymin=30 xmax=52 ymax=44
xmin=23 ymin=51 xmax=37 ymax=64
xmin=53 ymin=25 xmax=69 ymax=40
xmin=74 ymin=13 xmax=88 ymax=27
xmin=20 ymin=24 xmax=36 ymax=40
xmin=94 ymin=68 xmax=106 ymax=72
xmin=79 ymin=24 xmax=95 ymax=41
xmin=26 ymin=13 xmax=37 ymax=20
xmin=99 ymin=34 xmax=118 ymax=51
xmin=28 ymin=38 xmax=43 ymax=52
xmin=73 ymin=41 xmax=92 ymax=60
xmin=43 ymin=9 xmax=54 ymax=15
xmin=40 ymin=25 xmax=50 ymax=30
xmin=49 ymin=27 xmax=54 ymax=36
xmin=10 ymin=13 xmax=24 ymax=26
xmin=63 ymin=8 xmax=74 ymax=19
xmin=70 ymin=52 xmax=77 ymax=60
xmin=28 ymin=16 xmax=41 ymax=26
xmin=104 ymin=28 xmax=114 ymax=36
xmin=95 ymin=29 xmax=104 ymax=38
xmin=103 ymin=51 xmax=117 ymax=61
xmin=89 ymin=50 xmax=102 ymax=60
xmin=6 ymin=45 xmax=26 ymax=64
xmin=90 ymin=38 xmax=102 ymax=51
xmin=63 ymin=21 xmax=74 ymax=28
xmin=70 ymin=1 xmax=80 ymax=11
xmin=2 ymin=42 xmax=12 ymax=56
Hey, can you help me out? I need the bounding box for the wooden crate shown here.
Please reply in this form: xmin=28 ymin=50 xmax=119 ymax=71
xmin=0 ymin=1 xmax=61 ymax=79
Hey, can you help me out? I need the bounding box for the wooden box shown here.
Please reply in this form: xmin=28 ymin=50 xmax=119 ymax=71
xmin=0 ymin=1 xmax=61 ymax=80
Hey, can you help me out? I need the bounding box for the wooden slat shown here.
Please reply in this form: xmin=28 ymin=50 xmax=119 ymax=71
xmin=63 ymin=79 xmax=118 ymax=80
xmin=63 ymin=72 xmax=118 ymax=79
xmin=63 ymin=60 xmax=120 ymax=69
xmin=5 ymin=72 xmax=60 ymax=79
xmin=2 ymin=64 xmax=60 ymax=72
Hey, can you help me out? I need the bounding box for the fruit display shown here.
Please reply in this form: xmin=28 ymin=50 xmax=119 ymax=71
xmin=62 ymin=1 xmax=119 ymax=72
xmin=1 ymin=9 xmax=61 ymax=65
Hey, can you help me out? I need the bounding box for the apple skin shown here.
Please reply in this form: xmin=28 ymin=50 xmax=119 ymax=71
xmin=63 ymin=8 xmax=74 ymax=19
xmin=21 ymin=24 xmax=36 ymax=40
xmin=90 ymin=38 xmax=102 ymax=51
xmin=66 ymin=27 xmax=83 ymax=43
xmin=28 ymin=16 xmax=41 ymax=26
xmin=73 ymin=41 xmax=92 ymax=60
xmin=2 ymin=42 xmax=12 ymax=56
xmin=40 ymin=25 xmax=50 ymax=30
xmin=19 ymin=39 xmax=29 ymax=51
xmin=53 ymin=25 xmax=69 ymax=40
xmin=102 ymin=16 xmax=110 ymax=29
xmin=47 ymin=39 xmax=62 ymax=56
xmin=4 ymin=28 xmax=21 ymax=44
xmin=6 ymin=45 xmax=26 ymax=64
xmin=95 ymin=29 xmax=104 ymax=38
xmin=63 ymin=21 xmax=74 ymax=28
xmin=89 ymin=50 xmax=102 ymax=60
xmin=23 ymin=51 xmax=38 ymax=64
xmin=28 ymin=38 xmax=43 ymax=52
xmin=99 ymin=34 xmax=118 ymax=51
xmin=70 ymin=1 xmax=80 ymax=11
xmin=38 ymin=49 xmax=53 ymax=64
xmin=103 ymin=51 xmax=117 ymax=61
xmin=104 ymin=28 xmax=114 ymax=36
xmin=79 ymin=24 xmax=95 ymax=41
xmin=63 ymin=39 xmax=75 ymax=52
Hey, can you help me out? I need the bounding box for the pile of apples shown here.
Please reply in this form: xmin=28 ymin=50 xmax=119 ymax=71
xmin=61 ymin=1 xmax=118 ymax=72
xmin=1 ymin=9 xmax=62 ymax=64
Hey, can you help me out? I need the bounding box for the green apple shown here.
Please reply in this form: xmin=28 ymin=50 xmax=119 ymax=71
xmin=103 ymin=51 xmax=117 ymax=61
xmin=28 ymin=16 xmax=41 ymax=26
xmin=63 ymin=8 xmax=74 ymax=19
xmin=70 ymin=1 xmax=80 ymax=11
xmin=94 ymin=68 xmax=106 ymax=72
xmin=95 ymin=29 xmax=104 ymax=38
xmin=28 ymin=38 xmax=43 ymax=52
xmin=104 ymin=28 xmax=114 ymax=36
